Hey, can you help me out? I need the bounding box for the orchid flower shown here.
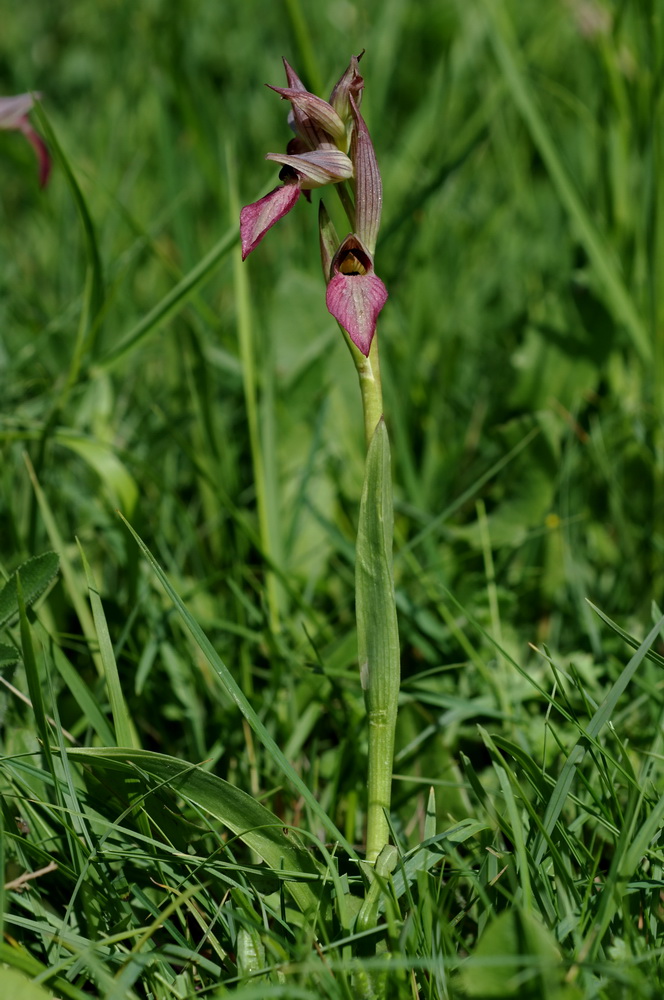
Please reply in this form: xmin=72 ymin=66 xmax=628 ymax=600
xmin=323 ymin=92 xmax=386 ymax=356
xmin=240 ymin=59 xmax=357 ymax=261
xmin=240 ymin=56 xmax=387 ymax=357
xmin=0 ymin=93 xmax=51 ymax=187
xmin=240 ymin=58 xmax=398 ymax=869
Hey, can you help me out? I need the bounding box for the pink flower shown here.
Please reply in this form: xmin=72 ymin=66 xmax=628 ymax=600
xmin=326 ymin=234 xmax=387 ymax=357
xmin=240 ymin=59 xmax=361 ymax=261
xmin=322 ymin=93 xmax=387 ymax=355
xmin=0 ymin=93 xmax=51 ymax=187
xmin=240 ymin=55 xmax=388 ymax=357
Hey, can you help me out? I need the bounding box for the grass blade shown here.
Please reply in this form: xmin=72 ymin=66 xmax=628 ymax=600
xmin=117 ymin=512 xmax=356 ymax=860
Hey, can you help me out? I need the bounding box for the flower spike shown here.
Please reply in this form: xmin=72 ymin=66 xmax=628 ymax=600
xmin=241 ymin=56 xmax=388 ymax=361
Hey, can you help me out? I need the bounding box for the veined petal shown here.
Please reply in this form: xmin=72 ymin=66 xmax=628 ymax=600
xmin=279 ymin=59 xmax=327 ymax=149
xmin=329 ymin=54 xmax=364 ymax=122
xmin=266 ymin=148 xmax=353 ymax=189
xmin=349 ymin=94 xmax=382 ymax=255
xmin=282 ymin=58 xmax=308 ymax=93
xmin=268 ymin=85 xmax=345 ymax=150
xmin=326 ymin=234 xmax=387 ymax=355
xmin=240 ymin=182 xmax=301 ymax=260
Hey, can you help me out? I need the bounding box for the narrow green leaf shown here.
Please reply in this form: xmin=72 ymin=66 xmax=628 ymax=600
xmin=77 ymin=542 xmax=136 ymax=749
xmin=0 ymin=967 xmax=57 ymax=1000
xmin=24 ymin=455 xmax=102 ymax=677
xmin=389 ymin=818 xmax=490 ymax=903
xmin=0 ymin=552 xmax=59 ymax=631
xmin=56 ymin=432 xmax=138 ymax=515
xmin=481 ymin=0 xmax=650 ymax=362
xmin=533 ymin=614 xmax=664 ymax=865
xmin=16 ymin=575 xmax=54 ymax=778
xmin=587 ymin=600 xmax=664 ymax=669
xmin=99 ymin=226 xmax=238 ymax=370
xmin=0 ymin=942 xmax=106 ymax=1000
xmin=31 ymin=102 xmax=104 ymax=329
xmin=42 ymin=629 xmax=115 ymax=744
xmin=424 ymin=786 xmax=436 ymax=843
xmin=64 ymin=747 xmax=325 ymax=916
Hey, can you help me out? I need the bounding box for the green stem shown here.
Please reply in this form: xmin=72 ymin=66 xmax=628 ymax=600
xmin=356 ymin=337 xmax=384 ymax=448
xmin=352 ymin=332 xmax=400 ymax=864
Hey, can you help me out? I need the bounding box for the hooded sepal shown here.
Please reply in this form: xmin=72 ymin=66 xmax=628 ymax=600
xmin=329 ymin=53 xmax=364 ymax=123
xmin=326 ymin=234 xmax=387 ymax=355
xmin=349 ymin=94 xmax=382 ymax=255
xmin=267 ymin=85 xmax=347 ymax=148
xmin=240 ymin=181 xmax=301 ymax=260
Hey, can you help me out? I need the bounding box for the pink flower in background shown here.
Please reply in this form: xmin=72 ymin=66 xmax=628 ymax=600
xmin=0 ymin=93 xmax=51 ymax=187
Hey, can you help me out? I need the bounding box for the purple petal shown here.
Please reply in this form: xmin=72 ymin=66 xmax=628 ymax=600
xmin=267 ymin=86 xmax=346 ymax=146
xmin=240 ymin=183 xmax=301 ymax=260
xmin=329 ymin=54 xmax=364 ymax=122
xmin=266 ymin=148 xmax=353 ymax=188
xmin=326 ymin=271 xmax=387 ymax=355
xmin=349 ymin=94 xmax=382 ymax=255
xmin=282 ymin=59 xmax=308 ymax=93
xmin=0 ymin=93 xmax=37 ymax=128
xmin=19 ymin=120 xmax=51 ymax=187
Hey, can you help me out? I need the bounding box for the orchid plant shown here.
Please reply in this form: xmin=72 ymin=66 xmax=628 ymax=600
xmin=241 ymin=56 xmax=399 ymax=867
xmin=0 ymin=93 xmax=51 ymax=187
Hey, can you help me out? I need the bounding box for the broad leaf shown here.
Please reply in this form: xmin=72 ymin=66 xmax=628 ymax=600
xmin=0 ymin=553 xmax=59 ymax=631
xmin=64 ymin=747 xmax=325 ymax=916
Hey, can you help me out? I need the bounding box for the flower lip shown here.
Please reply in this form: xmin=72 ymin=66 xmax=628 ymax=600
xmin=329 ymin=234 xmax=373 ymax=276
xmin=337 ymin=246 xmax=371 ymax=276
xmin=326 ymin=233 xmax=388 ymax=356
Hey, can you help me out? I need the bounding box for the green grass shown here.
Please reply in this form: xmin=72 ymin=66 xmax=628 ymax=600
xmin=2 ymin=0 xmax=664 ymax=997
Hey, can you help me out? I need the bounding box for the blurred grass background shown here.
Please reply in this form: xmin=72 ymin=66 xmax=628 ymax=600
xmin=1 ymin=0 xmax=664 ymax=995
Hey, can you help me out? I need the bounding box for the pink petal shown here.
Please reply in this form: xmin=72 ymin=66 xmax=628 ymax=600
xmin=266 ymin=148 xmax=353 ymax=188
xmin=282 ymin=59 xmax=308 ymax=93
xmin=0 ymin=93 xmax=37 ymax=129
xmin=267 ymin=86 xmax=346 ymax=145
xmin=19 ymin=120 xmax=51 ymax=187
xmin=329 ymin=54 xmax=364 ymax=120
xmin=326 ymin=272 xmax=388 ymax=355
xmin=349 ymin=94 xmax=382 ymax=255
xmin=240 ymin=183 xmax=301 ymax=260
